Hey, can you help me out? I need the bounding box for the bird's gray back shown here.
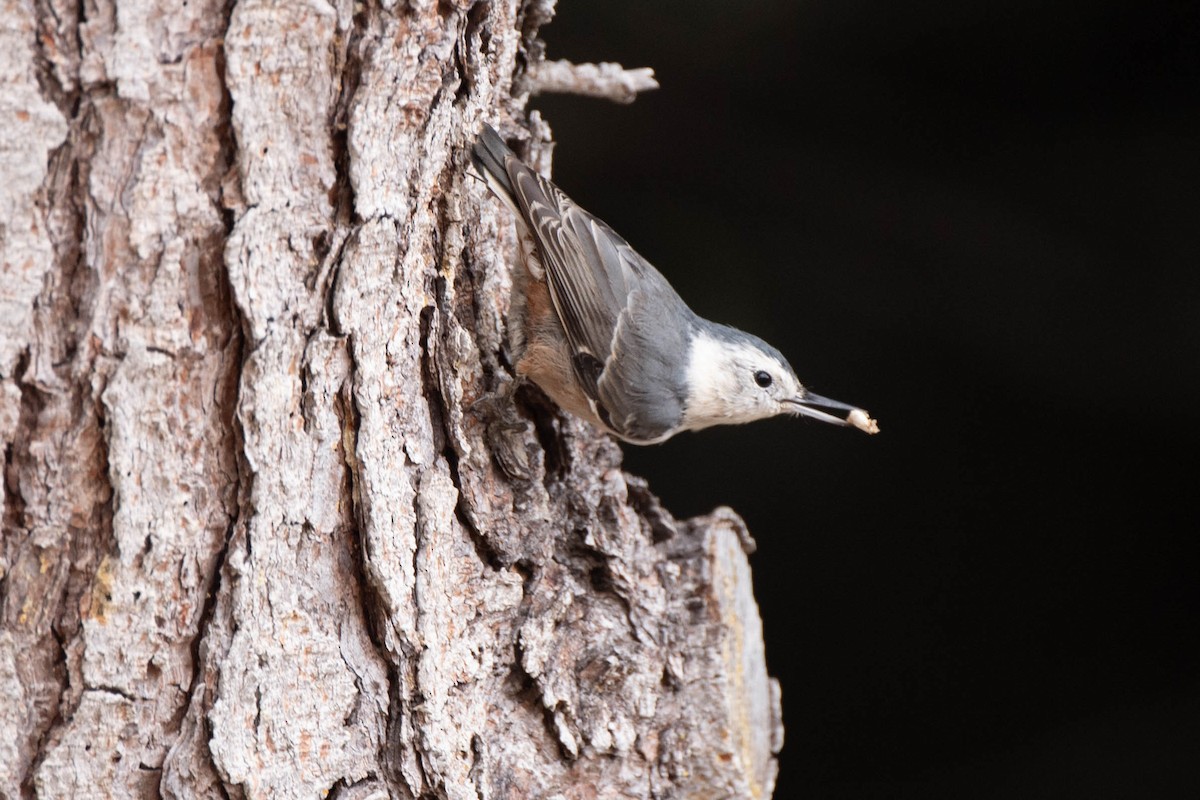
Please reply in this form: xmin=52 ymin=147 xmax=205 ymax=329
xmin=594 ymin=251 xmax=692 ymax=442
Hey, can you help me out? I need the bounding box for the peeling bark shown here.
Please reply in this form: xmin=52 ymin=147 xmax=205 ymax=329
xmin=1 ymin=2 xmax=781 ymax=798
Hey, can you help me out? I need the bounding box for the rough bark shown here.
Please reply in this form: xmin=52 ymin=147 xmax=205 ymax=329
xmin=1 ymin=2 xmax=781 ymax=798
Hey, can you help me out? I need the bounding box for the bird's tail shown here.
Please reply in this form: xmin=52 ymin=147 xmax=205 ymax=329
xmin=471 ymin=124 xmax=519 ymax=208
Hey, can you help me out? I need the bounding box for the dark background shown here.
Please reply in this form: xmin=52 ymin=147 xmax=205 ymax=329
xmin=531 ymin=2 xmax=1200 ymax=797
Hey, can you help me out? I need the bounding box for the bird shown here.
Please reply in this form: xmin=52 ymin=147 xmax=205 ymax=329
xmin=471 ymin=123 xmax=878 ymax=445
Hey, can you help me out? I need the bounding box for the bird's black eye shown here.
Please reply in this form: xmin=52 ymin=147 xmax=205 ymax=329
xmin=753 ymin=370 xmax=773 ymax=388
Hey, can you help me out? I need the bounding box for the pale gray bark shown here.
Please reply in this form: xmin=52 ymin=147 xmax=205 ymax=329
xmin=1 ymin=1 xmax=781 ymax=798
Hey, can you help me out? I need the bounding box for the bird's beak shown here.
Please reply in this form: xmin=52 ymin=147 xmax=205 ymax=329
xmin=785 ymin=391 xmax=880 ymax=434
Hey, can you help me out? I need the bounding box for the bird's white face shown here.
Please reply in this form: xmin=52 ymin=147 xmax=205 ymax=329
xmin=682 ymin=328 xmax=876 ymax=433
xmin=682 ymin=331 xmax=805 ymax=430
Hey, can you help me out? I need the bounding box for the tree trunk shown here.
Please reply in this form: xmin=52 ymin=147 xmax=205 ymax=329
xmin=0 ymin=1 xmax=781 ymax=798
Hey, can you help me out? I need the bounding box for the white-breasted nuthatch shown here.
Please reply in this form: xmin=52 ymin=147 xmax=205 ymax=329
xmin=472 ymin=124 xmax=879 ymax=445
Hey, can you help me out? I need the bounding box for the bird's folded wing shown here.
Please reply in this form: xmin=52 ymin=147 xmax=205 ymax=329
xmin=510 ymin=169 xmax=632 ymax=394
xmin=506 ymin=160 xmax=690 ymax=441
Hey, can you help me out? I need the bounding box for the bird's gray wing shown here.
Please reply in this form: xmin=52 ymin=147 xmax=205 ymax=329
xmin=509 ymin=168 xmax=628 ymax=371
xmin=505 ymin=160 xmax=688 ymax=441
xmin=593 ymin=281 xmax=691 ymax=442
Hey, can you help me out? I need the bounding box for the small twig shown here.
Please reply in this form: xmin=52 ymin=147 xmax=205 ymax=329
xmin=528 ymin=60 xmax=659 ymax=104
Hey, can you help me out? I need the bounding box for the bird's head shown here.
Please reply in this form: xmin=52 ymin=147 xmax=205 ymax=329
xmin=681 ymin=324 xmax=879 ymax=434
